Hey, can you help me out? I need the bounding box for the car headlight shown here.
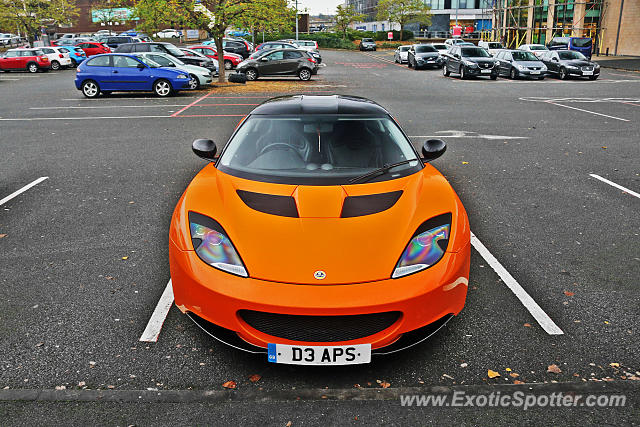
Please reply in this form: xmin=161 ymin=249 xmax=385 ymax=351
xmin=189 ymin=212 xmax=248 ymax=277
xmin=516 ymin=64 xmax=525 ymax=70
xmin=463 ymin=60 xmax=476 ymax=67
xmin=177 ymin=74 xmax=188 ymax=79
xmin=567 ymin=65 xmax=579 ymax=69
xmin=392 ymin=214 xmax=451 ymax=279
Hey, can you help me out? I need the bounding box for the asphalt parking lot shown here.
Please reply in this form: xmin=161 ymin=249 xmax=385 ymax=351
xmin=1 ymin=49 xmax=639 ymax=424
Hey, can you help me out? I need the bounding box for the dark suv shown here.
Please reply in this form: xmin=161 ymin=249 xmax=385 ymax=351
xmin=443 ymin=45 xmax=498 ymax=80
xmin=97 ymin=36 xmax=138 ymax=50
xmin=223 ymin=38 xmax=251 ymax=58
xmin=115 ymin=42 xmax=216 ymax=71
xmin=236 ymin=48 xmax=318 ymax=81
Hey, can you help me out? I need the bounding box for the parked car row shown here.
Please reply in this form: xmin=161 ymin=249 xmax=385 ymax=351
xmin=0 ymin=46 xmax=87 ymax=72
xmin=393 ymin=41 xmax=600 ymax=81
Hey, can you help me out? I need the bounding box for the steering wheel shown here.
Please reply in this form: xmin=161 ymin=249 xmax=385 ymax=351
xmin=257 ymin=142 xmax=303 ymax=159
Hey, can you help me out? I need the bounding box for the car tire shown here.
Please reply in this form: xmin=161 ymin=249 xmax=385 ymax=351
xmin=244 ymin=68 xmax=258 ymax=81
xmin=188 ymin=74 xmax=199 ymax=89
xmin=394 ymin=56 xmax=398 ymax=63
xmin=81 ymin=80 xmax=100 ymax=98
xmin=459 ymin=66 xmax=466 ymax=79
xmin=490 ymin=74 xmax=497 ymax=80
xmin=510 ymin=68 xmax=517 ymax=79
xmin=408 ymin=58 xmax=412 ymax=68
xmin=27 ymin=62 xmax=39 ymax=73
xmin=559 ymin=67 xmax=568 ymax=80
xmin=51 ymin=60 xmax=60 ymax=71
xmin=443 ymin=64 xmax=450 ymax=76
xmin=153 ymin=79 xmax=173 ymax=97
xmin=589 ymin=75 xmax=598 ymax=80
xmin=298 ymin=68 xmax=312 ymax=81
xmin=70 ymin=59 xmax=78 ymax=67
xmin=224 ymin=60 xmax=233 ymax=70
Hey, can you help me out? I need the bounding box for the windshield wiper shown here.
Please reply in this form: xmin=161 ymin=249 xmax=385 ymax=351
xmin=348 ymin=159 xmax=417 ymax=184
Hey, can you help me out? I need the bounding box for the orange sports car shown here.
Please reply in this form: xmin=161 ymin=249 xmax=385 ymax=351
xmin=169 ymin=95 xmax=470 ymax=365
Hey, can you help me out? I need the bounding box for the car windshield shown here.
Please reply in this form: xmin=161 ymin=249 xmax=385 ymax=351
xmin=415 ymin=45 xmax=437 ymax=53
xmin=571 ymin=37 xmax=592 ymax=47
xmin=362 ymin=38 xmax=374 ymax=42
xmin=528 ymin=45 xmax=547 ymax=50
xmin=218 ymin=115 xmax=421 ymax=185
xmin=512 ymin=51 xmax=538 ymax=61
xmin=399 ymin=46 xmax=410 ymax=51
xmin=432 ymin=44 xmax=447 ymax=49
xmin=559 ymin=51 xmax=586 ymax=60
xmin=461 ymin=47 xmax=490 ymax=57
xmin=164 ymin=43 xmax=184 ymax=57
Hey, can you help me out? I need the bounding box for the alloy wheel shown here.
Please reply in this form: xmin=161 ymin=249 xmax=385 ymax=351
xmin=154 ymin=80 xmax=171 ymax=97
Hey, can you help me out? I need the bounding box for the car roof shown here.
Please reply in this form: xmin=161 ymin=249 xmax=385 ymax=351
xmin=250 ymin=95 xmax=389 ymax=116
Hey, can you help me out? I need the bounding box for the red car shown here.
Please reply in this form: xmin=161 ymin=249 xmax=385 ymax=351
xmin=75 ymin=42 xmax=111 ymax=57
xmin=188 ymin=45 xmax=242 ymax=70
xmin=0 ymin=48 xmax=50 ymax=73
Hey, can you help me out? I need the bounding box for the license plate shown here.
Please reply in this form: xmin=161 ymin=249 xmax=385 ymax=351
xmin=481 ymin=69 xmax=491 ymax=74
xmin=583 ymin=70 xmax=593 ymax=75
xmin=530 ymin=71 xmax=540 ymax=75
xmin=268 ymin=343 xmax=371 ymax=365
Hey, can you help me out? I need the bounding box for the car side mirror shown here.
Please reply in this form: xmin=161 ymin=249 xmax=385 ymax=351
xmin=137 ymin=63 xmax=145 ymax=69
xmin=192 ymin=139 xmax=217 ymax=161
xmin=454 ymin=54 xmax=460 ymax=59
xmin=422 ymin=139 xmax=446 ymax=162
xmin=552 ymin=57 xmax=558 ymax=61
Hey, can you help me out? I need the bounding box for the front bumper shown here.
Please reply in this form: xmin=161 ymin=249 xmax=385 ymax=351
xmin=416 ymin=58 xmax=443 ymax=68
xmin=169 ymin=238 xmax=470 ymax=351
xmin=517 ymin=69 xmax=546 ymax=78
xmin=360 ymin=45 xmax=376 ymax=51
xmin=464 ymin=65 xmax=498 ymax=77
xmin=567 ymin=67 xmax=600 ymax=77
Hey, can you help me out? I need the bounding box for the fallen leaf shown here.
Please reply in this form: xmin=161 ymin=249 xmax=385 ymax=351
xmin=35 ymin=342 xmax=43 ymax=347
xmin=460 ymin=363 xmax=468 ymax=368
xmin=249 ymin=374 xmax=261 ymax=383
xmin=106 ymin=385 xmax=115 ymax=389
xmin=380 ymin=381 xmax=390 ymax=388
xmin=604 ymin=321 xmax=610 ymax=324
xmin=286 ymin=422 xmax=292 ymax=427
xmin=442 ymin=374 xmax=454 ymax=380
xmin=462 ymin=161 xmax=469 ymax=165
xmin=78 ymin=381 xmax=86 ymax=387
xmin=121 ymin=256 xmax=128 ymax=260
xmin=601 ymin=146 xmax=607 ymax=149
xmin=513 ymin=380 xmax=524 ymax=384
xmin=523 ymin=323 xmax=531 ymax=328
xmin=487 ymin=370 xmax=500 ymax=378
xmin=0 ymin=234 xmax=6 ymax=239
xmin=547 ymin=364 xmax=562 ymax=374
xmin=88 ymin=361 xmax=96 ymax=366
xmin=55 ymin=385 xmax=66 ymax=390
xmin=609 ymin=363 xmax=620 ymax=368
xmin=505 ymin=368 xmax=512 ymax=372
xmin=563 ymin=291 xmax=575 ymax=297
xmin=510 ymin=372 xmax=519 ymax=378
xmin=222 ymin=380 xmax=237 ymax=389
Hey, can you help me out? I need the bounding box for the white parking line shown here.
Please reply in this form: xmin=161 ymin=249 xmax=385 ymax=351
xmin=0 ymin=177 xmax=48 ymax=206
xmin=139 ymin=280 xmax=174 ymax=342
xmin=589 ymin=174 xmax=640 ymax=199
xmin=470 ymin=232 xmax=564 ymax=335
xmin=0 ymin=115 xmax=169 ymax=121
xmin=545 ymin=101 xmax=630 ymax=122
xmin=30 ymin=105 xmax=187 ymax=110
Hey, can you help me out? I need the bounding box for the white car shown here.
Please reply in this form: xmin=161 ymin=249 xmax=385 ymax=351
xmin=292 ymin=40 xmax=318 ymax=51
xmin=518 ymin=44 xmax=550 ymax=59
xmin=39 ymin=46 xmax=72 ymax=70
xmin=431 ymin=43 xmax=448 ymax=55
xmin=444 ymin=38 xmax=467 ymax=47
xmin=154 ymin=29 xmax=181 ymax=38
xmin=394 ymin=45 xmax=411 ymax=63
xmin=0 ymin=33 xmax=20 ymax=46
xmin=134 ymin=52 xmax=214 ymax=89
xmin=478 ymin=41 xmax=504 ymax=56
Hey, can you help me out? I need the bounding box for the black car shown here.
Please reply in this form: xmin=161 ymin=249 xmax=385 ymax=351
xmin=494 ymin=49 xmax=546 ymax=80
xmin=115 ymin=42 xmax=216 ymax=72
xmin=359 ymin=38 xmax=376 ymax=51
xmin=223 ymin=38 xmax=252 ymax=58
xmin=236 ymin=48 xmax=318 ymax=81
xmin=442 ymin=45 xmax=498 ymax=80
xmin=540 ymin=49 xmax=600 ymax=80
xmin=96 ymin=36 xmax=138 ymax=50
xmin=407 ymin=44 xmax=442 ymax=69
xmin=256 ymin=41 xmax=298 ymax=51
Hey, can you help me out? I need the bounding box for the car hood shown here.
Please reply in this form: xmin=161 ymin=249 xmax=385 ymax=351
xmin=513 ymin=60 xmax=544 ymax=67
xmin=562 ymin=59 xmax=593 ymax=66
xmin=416 ymin=52 xmax=439 ymax=59
xmin=465 ymin=57 xmax=495 ymax=63
xmin=176 ymin=64 xmax=210 ymax=74
xmin=173 ymin=165 xmax=469 ymax=285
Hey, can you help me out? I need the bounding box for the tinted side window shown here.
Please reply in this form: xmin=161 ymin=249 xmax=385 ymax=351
xmin=134 ymin=44 xmax=149 ymax=52
xmin=6 ymin=51 xmax=20 ymax=57
xmin=150 ymin=44 xmax=166 ymax=53
xmin=87 ymin=56 xmax=111 ymax=66
xmin=42 ymin=48 xmax=54 ymax=54
xmin=267 ymin=51 xmax=284 ymax=60
xmin=149 ymin=55 xmax=173 ymax=66
xmin=284 ymin=51 xmax=302 ymax=59
xmin=119 ymin=44 xmax=133 ymax=52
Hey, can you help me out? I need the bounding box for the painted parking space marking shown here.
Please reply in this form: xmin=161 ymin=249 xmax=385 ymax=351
xmin=30 ymin=105 xmax=188 ymax=110
xmin=139 ymin=280 xmax=174 ymax=342
xmin=470 ymin=232 xmax=564 ymax=335
xmin=0 ymin=115 xmax=169 ymax=121
xmin=590 ymin=174 xmax=640 ymax=199
xmin=544 ymin=101 xmax=630 ymax=122
xmin=0 ymin=177 xmax=48 ymax=206
xmin=520 ymin=97 xmax=632 ymax=122
xmin=171 ymin=91 xmax=213 ymax=117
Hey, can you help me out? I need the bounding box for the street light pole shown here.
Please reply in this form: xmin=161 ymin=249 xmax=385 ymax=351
xmin=295 ymin=0 xmax=299 ymax=41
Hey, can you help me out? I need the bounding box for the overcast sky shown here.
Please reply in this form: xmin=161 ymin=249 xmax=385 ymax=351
xmin=295 ymin=0 xmax=342 ymax=15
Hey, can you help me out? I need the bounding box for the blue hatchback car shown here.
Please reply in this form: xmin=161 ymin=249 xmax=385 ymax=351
xmin=62 ymin=46 xmax=87 ymax=66
xmin=75 ymin=53 xmax=193 ymax=98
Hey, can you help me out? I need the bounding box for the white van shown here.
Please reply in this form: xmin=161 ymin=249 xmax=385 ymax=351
xmin=478 ymin=41 xmax=504 ymax=55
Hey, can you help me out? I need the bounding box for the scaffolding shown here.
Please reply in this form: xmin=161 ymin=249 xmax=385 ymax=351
xmin=488 ymin=0 xmax=607 ymax=52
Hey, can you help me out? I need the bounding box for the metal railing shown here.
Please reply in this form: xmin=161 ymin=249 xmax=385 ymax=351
xmin=413 ymin=30 xmax=483 ymax=39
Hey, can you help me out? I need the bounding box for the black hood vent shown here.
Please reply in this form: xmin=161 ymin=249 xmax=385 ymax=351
xmin=236 ymin=190 xmax=299 ymax=218
xmin=341 ymin=191 xmax=403 ymax=218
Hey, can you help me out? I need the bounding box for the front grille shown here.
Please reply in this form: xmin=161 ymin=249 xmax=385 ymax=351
xmin=479 ymin=62 xmax=491 ymax=68
xmin=238 ymin=310 xmax=402 ymax=342
xmin=582 ymin=66 xmax=593 ymax=71
xmin=528 ymin=67 xmax=541 ymax=70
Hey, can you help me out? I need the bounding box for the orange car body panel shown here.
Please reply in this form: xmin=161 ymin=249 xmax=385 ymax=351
xmin=169 ymin=162 xmax=471 ymax=350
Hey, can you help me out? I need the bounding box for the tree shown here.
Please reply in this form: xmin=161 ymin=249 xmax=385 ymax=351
xmin=91 ymin=0 xmax=130 ymax=33
xmin=334 ymin=4 xmax=365 ymax=39
xmin=376 ymin=0 xmax=431 ymax=41
xmin=131 ymin=0 xmax=175 ymax=35
xmin=0 ymin=0 xmax=78 ymax=43
xmin=232 ymin=0 xmax=294 ymax=45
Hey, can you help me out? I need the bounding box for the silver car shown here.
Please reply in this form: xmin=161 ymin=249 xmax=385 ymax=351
xmin=494 ymin=49 xmax=547 ymax=79
xmin=517 ymin=44 xmax=549 ymax=59
xmin=134 ymin=52 xmax=214 ymax=89
xmin=394 ymin=45 xmax=411 ymax=63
